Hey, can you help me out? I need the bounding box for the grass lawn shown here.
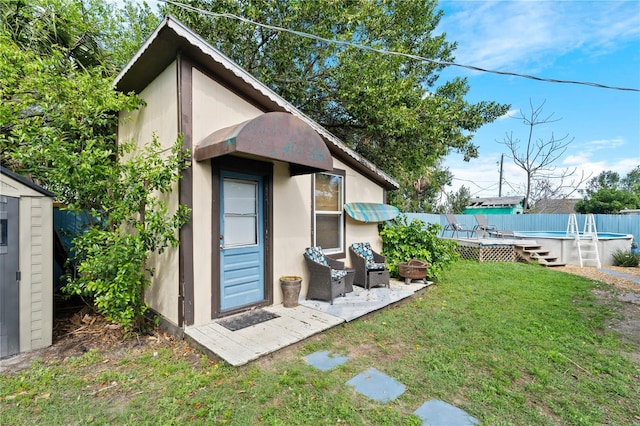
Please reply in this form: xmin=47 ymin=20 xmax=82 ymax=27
xmin=1 ymin=261 xmax=639 ymax=425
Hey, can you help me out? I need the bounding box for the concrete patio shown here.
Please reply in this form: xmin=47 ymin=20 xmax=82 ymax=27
xmin=185 ymin=279 xmax=430 ymax=366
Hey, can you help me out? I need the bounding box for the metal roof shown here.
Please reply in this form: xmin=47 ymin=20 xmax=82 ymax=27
xmin=466 ymin=196 xmax=525 ymax=208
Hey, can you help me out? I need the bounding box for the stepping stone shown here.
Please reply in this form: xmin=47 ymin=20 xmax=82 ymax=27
xmin=346 ymin=367 xmax=405 ymax=402
xmin=303 ymin=350 xmax=349 ymax=371
xmin=413 ymin=399 xmax=479 ymax=426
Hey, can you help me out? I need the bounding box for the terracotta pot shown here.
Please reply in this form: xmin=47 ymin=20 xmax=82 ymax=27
xmin=280 ymin=276 xmax=302 ymax=308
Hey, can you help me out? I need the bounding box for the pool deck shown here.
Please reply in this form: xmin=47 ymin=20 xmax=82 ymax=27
xmin=441 ymin=235 xmax=568 ymax=266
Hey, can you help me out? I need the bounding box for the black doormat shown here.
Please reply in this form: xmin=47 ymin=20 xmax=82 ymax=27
xmin=216 ymin=309 xmax=280 ymax=332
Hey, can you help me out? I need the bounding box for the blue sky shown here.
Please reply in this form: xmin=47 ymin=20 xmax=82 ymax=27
xmin=435 ymin=0 xmax=640 ymax=200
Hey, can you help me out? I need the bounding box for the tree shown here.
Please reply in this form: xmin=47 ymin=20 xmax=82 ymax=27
xmin=498 ymin=100 xmax=587 ymax=211
xmin=64 ymin=138 xmax=190 ymax=329
xmin=393 ymin=166 xmax=453 ymax=212
xmin=439 ymin=185 xmax=472 ymax=214
xmin=0 ymin=0 xmax=187 ymax=329
xmin=621 ymin=166 xmax=640 ymax=194
xmin=162 ymin=0 xmax=510 ymax=210
xmin=575 ymin=167 xmax=640 ymax=214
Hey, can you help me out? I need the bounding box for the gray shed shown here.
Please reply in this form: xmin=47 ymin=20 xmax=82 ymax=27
xmin=0 ymin=167 xmax=54 ymax=358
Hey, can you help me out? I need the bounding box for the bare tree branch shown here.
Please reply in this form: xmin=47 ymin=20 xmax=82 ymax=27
xmin=498 ymin=100 xmax=577 ymax=211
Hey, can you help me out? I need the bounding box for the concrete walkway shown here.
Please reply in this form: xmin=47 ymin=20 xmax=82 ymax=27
xmin=599 ymin=268 xmax=640 ymax=285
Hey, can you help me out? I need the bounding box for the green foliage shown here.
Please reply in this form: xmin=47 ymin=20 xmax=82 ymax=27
xmin=438 ymin=184 xmax=472 ymax=214
xmin=611 ymin=249 xmax=639 ymax=267
xmin=576 ymin=167 xmax=640 ymax=214
xmin=65 ymin=229 xmax=149 ymax=327
xmin=379 ymin=215 xmax=459 ymax=280
xmin=63 ymin=137 xmax=190 ymax=330
xmin=1 ymin=8 xmax=188 ymax=330
xmin=0 ymin=31 xmax=143 ymax=210
xmin=164 ymin=0 xmax=510 ymax=211
xmin=0 ymin=0 xmax=158 ymax=73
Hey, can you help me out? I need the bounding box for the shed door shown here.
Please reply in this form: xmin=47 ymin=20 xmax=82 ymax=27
xmin=219 ymin=172 xmax=265 ymax=311
xmin=0 ymin=196 xmax=20 ymax=358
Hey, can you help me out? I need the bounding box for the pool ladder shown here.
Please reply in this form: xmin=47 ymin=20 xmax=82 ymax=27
xmin=567 ymin=213 xmax=601 ymax=268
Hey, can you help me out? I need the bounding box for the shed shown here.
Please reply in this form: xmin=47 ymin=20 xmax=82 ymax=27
xmin=0 ymin=167 xmax=54 ymax=358
xmin=463 ymin=196 xmax=525 ymax=215
xmin=114 ymin=16 xmax=399 ymax=333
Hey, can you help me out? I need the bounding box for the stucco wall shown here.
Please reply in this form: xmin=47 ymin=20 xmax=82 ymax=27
xmin=271 ymin=159 xmax=386 ymax=303
xmin=339 ymin=158 xmax=385 ymax=254
xmin=119 ymin=64 xmax=389 ymax=325
xmin=190 ymin=68 xmax=387 ymax=312
xmin=191 ymin=68 xmax=264 ymax=325
xmin=118 ymin=61 xmax=181 ymax=326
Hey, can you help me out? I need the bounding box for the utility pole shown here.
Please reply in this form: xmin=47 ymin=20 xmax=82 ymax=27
xmin=498 ymin=153 xmax=504 ymax=197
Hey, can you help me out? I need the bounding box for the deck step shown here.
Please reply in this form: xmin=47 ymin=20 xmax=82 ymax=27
xmin=514 ymin=242 xmax=565 ymax=267
xmin=514 ymin=243 xmax=541 ymax=249
xmin=524 ymin=249 xmax=550 ymax=256
xmin=540 ymin=261 xmax=566 ymax=267
xmin=537 ymin=256 xmax=560 ymax=263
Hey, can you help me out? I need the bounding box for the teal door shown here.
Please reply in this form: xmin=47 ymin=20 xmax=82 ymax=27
xmin=219 ymin=172 xmax=265 ymax=311
xmin=0 ymin=196 xmax=20 ymax=358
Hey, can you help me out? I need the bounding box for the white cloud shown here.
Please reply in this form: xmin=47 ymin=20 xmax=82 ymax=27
xmin=438 ymin=1 xmax=640 ymax=73
xmin=584 ymin=138 xmax=626 ymax=150
xmin=497 ymin=109 xmax=519 ymax=120
xmin=444 ymin=147 xmax=639 ymax=199
xmin=445 ymin=153 xmax=526 ymax=198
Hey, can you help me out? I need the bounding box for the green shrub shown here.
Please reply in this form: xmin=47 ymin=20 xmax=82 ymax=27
xmin=379 ymin=215 xmax=459 ymax=280
xmin=62 ymin=137 xmax=190 ymax=330
xmin=611 ymin=249 xmax=639 ymax=267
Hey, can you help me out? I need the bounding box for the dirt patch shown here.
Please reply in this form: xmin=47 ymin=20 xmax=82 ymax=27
xmin=0 ymin=300 xmax=202 ymax=375
xmin=554 ymin=264 xmax=640 ymax=293
xmin=554 ymin=264 xmax=640 ymax=364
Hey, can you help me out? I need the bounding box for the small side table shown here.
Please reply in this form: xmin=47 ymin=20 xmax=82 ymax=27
xmin=344 ymin=269 xmax=355 ymax=293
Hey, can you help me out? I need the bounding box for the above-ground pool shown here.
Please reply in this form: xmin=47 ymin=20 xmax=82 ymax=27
xmin=513 ymin=231 xmax=633 ymax=266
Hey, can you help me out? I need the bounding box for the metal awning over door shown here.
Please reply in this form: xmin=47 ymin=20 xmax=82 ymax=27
xmin=194 ymin=112 xmax=332 ymax=176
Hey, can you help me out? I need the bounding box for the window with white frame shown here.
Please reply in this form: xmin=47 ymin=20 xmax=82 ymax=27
xmin=313 ymin=170 xmax=344 ymax=254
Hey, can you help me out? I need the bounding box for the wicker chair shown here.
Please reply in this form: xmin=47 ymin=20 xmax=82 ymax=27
xmin=303 ymin=246 xmax=347 ymax=304
xmin=349 ymin=242 xmax=390 ymax=289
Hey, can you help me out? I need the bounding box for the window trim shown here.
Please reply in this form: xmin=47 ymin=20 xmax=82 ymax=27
xmin=312 ymin=169 xmax=346 ymax=258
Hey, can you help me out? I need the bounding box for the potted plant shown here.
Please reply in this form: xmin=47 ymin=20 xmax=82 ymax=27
xmin=280 ymin=276 xmax=302 ymax=307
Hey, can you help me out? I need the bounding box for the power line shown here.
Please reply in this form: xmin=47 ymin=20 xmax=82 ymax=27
xmin=162 ymin=0 xmax=640 ymax=93
xmin=450 ymin=177 xmax=500 ymax=196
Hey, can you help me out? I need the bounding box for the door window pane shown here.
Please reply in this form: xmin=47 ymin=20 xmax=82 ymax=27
xmin=224 ymin=178 xmax=257 ymax=246
xmin=225 ymin=216 xmax=257 ymax=246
